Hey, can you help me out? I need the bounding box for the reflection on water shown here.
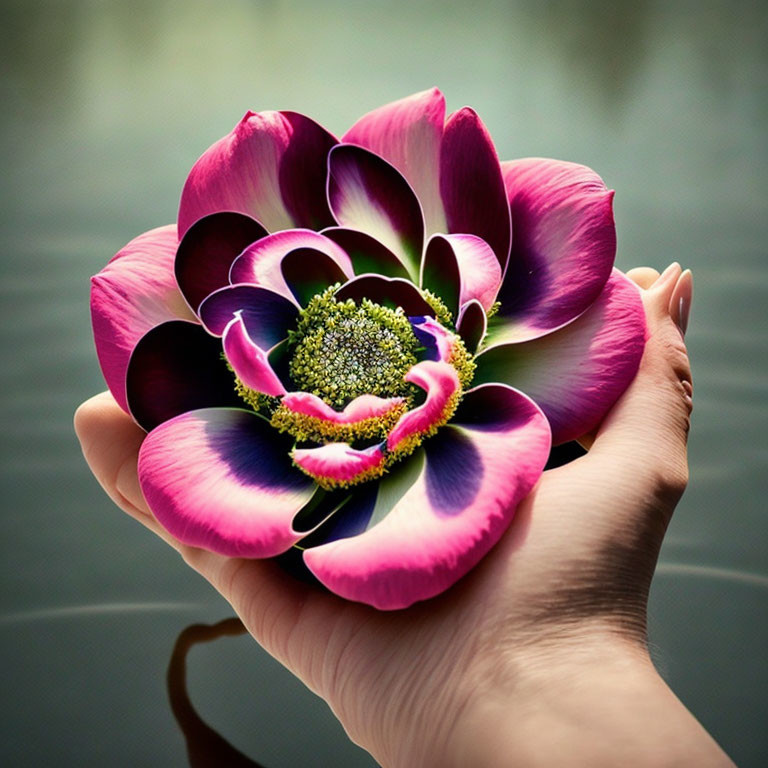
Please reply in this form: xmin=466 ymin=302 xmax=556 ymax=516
xmin=1 ymin=0 xmax=766 ymax=766
xmin=168 ymin=618 xmax=263 ymax=768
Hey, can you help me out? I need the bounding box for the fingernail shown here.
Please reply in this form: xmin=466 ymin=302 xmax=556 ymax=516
xmin=657 ymin=261 xmax=681 ymax=286
xmin=670 ymin=269 xmax=693 ymax=336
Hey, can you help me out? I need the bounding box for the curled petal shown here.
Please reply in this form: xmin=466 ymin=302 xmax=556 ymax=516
xmin=475 ymin=270 xmax=646 ymax=444
xmin=230 ymin=228 xmax=352 ymax=301
xmin=174 ymin=212 xmax=267 ymax=314
xmin=440 ymin=108 xmax=511 ymax=270
xmin=293 ymin=443 xmax=386 ymax=488
xmin=438 ymin=234 xmax=502 ymax=311
xmin=91 ymin=225 xmax=193 ymax=411
xmin=303 ymin=385 xmax=551 ymax=609
xmin=198 ymin=284 xmax=298 ymax=345
xmin=387 ymin=361 xmax=460 ymax=452
xmin=456 ymin=300 xmax=487 ymax=353
xmin=280 ymin=247 xmax=351 ymax=306
xmin=178 ymin=110 xmax=337 ymax=236
xmin=335 ymin=274 xmax=435 ymax=316
xmin=492 ymin=158 xmax=616 ymax=344
xmin=420 ymin=235 xmax=461 ymax=317
xmin=138 ymin=408 xmax=316 ymax=557
xmin=409 ymin=316 xmax=456 ymax=363
xmin=343 ymin=87 xmax=448 ymax=235
xmin=322 ymin=227 xmax=410 ymax=279
xmin=222 ymin=315 xmax=287 ymax=397
xmin=282 ymin=392 xmax=405 ymax=424
xmin=126 ymin=321 xmax=242 ymax=432
xmin=327 ymin=144 xmax=424 ymax=279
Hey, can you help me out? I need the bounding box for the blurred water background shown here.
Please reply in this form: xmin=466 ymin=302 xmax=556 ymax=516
xmin=1 ymin=0 xmax=766 ymax=765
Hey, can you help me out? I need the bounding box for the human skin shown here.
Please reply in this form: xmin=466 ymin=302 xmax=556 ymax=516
xmin=75 ymin=263 xmax=735 ymax=767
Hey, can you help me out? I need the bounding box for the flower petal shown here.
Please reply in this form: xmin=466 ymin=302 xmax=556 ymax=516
xmin=302 ymin=385 xmax=551 ymax=609
xmin=198 ymin=284 xmax=298 ymax=346
xmin=222 ymin=316 xmax=287 ymax=397
xmin=387 ymin=361 xmax=460 ymax=452
xmin=293 ymin=443 xmax=387 ymax=487
xmin=282 ymin=392 xmax=405 ymax=424
xmin=334 ymin=274 xmax=435 ymax=316
xmin=490 ymin=158 xmax=617 ymax=344
xmin=138 ymin=408 xmax=316 ymax=557
xmin=343 ymin=87 xmax=448 ymax=235
xmin=280 ymin=247 xmax=351 ymax=306
xmin=456 ymin=299 xmax=487 ymax=353
xmin=439 ymin=234 xmax=502 ymax=311
xmin=126 ymin=320 xmax=241 ymax=432
xmin=327 ymin=144 xmax=424 ymax=279
xmin=408 ymin=317 xmax=457 ymax=363
xmin=322 ymin=227 xmax=410 ymax=279
xmin=174 ymin=212 xmax=267 ymax=313
xmin=440 ymin=108 xmax=511 ymax=269
xmin=91 ymin=225 xmax=194 ymax=412
xmin=229 ymin=228 xmax=353 ymax=300
xmin=475 ymin=269 xmax=646 ymax=444
xmin=420 ymin=235 xmax=461 ymax=318
xmin=178 ymin=110 xmax=337 ymax=237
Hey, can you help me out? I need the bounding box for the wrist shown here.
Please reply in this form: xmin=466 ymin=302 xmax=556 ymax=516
xmin=442 ymin=631 xmax=734 ymax=768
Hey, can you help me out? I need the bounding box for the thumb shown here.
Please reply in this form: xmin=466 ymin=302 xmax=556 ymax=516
xmin=587 ymin=263 xmax=694 ymax=505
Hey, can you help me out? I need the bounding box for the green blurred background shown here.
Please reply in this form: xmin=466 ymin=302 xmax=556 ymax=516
xmin=1 ymin=0 xmax=766 ymax=765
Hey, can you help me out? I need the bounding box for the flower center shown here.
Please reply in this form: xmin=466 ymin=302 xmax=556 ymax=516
xmin=288 ymin=288 xmax=419 ymax=409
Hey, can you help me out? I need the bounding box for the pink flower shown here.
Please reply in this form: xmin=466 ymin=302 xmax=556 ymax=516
xmin=91 ymin=89 xmax=645 ymax=610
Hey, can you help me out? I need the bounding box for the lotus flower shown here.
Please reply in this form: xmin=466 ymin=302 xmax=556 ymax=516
xmin=91 ymin=89 xmax=645 ymax=610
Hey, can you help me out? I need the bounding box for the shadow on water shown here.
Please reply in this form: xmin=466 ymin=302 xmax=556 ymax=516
xmin=167 ymin=617 xmax=266 ymax=768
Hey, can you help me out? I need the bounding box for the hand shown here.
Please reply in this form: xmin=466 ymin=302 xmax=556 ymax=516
xmin=75 ymin=264 xmax=733 ymax=767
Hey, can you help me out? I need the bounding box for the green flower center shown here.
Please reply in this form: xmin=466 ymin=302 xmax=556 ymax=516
xmin=287 ymin=288 xmax=419 ymax=409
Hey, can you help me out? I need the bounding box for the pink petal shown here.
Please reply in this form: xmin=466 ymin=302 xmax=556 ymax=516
xmin=282 ymin=392 xmax=406 ymax=424
xmin=280 ymin=247 xmax=351 ymax=306
xmin=229 ymin=228 xmax=353 ymax=301
xmin=387 ymin=361 xmax=460 ymax=452
xmin=174 ymin=212 xmax=267 ymax=314
xmin=125 ymin=320 xmax=243 ymax=432
xmin=327 ymin=144 xmax=424 ymax=279
xmin=303 ymin=385 xmax=551 ymax=609
xmin=293 ymin=443 xmax=386 ymax=486
xmin=492 ymin=158 xmax=616 ymax=344
xmin=409 ymin=317 xmax=457 ymax=363
xmin=138 ymin=408 xmax=316 ymax=557
xmin=222 ymin=315 xmax=287 ymax=397
xmin=420 ymin=235 xmax=460 ymax=317
xmin=440 ymin=108 xmax=511 ymax=269
xmin=91 ymin=225 xmax=193 ymax=411
xmin=343 ymin=87 xmax=448 ymax=235
xmin=177 ymin=110 xmax=337 ymax=237
xmin=475 ymin=269 xmax=646 ymax=444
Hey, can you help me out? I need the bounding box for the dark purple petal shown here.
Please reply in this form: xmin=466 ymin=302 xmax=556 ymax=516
xmin=174 ymin=212 xmax=267 ymax=313
xmin=178 ymin=111 xmax=337 ymax=236
xmin=440 ymin=108 xmax=511 ymax=269
xmin=491 ymin=158 xmax=616 ymax=344
xmin=342 ymin=88 xmax=447 ymax=235
xmin=456 ymin=299 xmax=487 ymax=352
xmin=198 ymin=284 xmax=298 ymax=346
xmin=126 ymin=321 xmax=241 ymax=432
xmin=280 ymin=247 xmax=350 ymax=306
xmin=327 ymin=144 xmax=424 ymax=279
xmin=334 ymin=274 xmax=435 ymax=316
xmin=420 ymin=235 xmax=461 ymax=318
xmin=138 ymin=408 xmax=316 ymax=557
xmin=475 ymin=270 xmax=646 ymax=444
xmin=322 ymin=227 xmax=410 ymax=279
xmin=302 ymin=385 xmax=551 ymax=609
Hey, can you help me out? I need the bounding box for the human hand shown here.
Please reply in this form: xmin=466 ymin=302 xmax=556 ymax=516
xmin=76 ymin=264 xmax=733 ymax=767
